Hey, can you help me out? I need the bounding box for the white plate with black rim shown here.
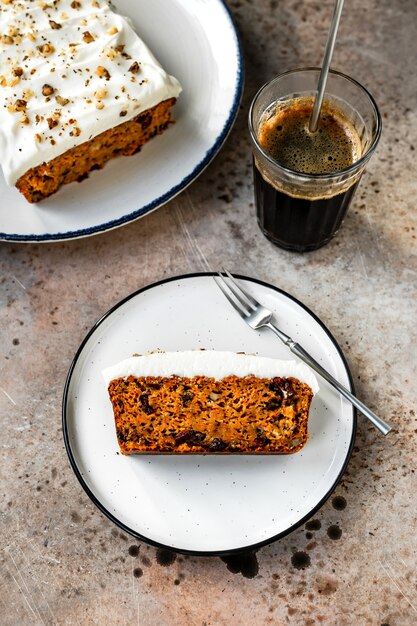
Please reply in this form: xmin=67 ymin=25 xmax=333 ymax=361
xmin=0 ymin=0 xmax=243 ymax=242
xmin=63 ymin=273 xmax=356 ymax=555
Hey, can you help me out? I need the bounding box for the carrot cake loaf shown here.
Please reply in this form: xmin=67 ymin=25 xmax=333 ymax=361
xmin=0 ymin=0 xmax=182 ymax=202
xmin=103 ymin=351 xmax=319 ymax=455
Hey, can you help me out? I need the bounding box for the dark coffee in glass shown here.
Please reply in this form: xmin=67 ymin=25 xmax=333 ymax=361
xmin=254 ymin=165 xmax=360 ymax=251
xmin=249 ymin=69 xmax=381 ymax=252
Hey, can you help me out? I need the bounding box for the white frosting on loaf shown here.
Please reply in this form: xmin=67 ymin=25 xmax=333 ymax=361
xmin=0 ymin=0 xmax=182 ymax=185
xmin=102 ymin=351 xmax=320 ymax=394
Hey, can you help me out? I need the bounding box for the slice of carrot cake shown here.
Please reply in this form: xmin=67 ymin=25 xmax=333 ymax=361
xmin=103 ymin=351 xmax=319 ymax=455
xmin=0 ymin=0 xmax=182 ymax=202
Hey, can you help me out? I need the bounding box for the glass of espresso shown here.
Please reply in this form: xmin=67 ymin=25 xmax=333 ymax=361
xmin=249 ymin=68 xmax=381 ymax=252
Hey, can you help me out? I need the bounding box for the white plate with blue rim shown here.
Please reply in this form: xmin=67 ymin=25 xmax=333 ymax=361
xmin=63 ymin=273 xmax=356 ymax=555
xmin=0 ymin=0 xmax=243 ymax=242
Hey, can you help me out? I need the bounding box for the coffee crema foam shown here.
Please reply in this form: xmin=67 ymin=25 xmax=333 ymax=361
xmin=258 ymin=97 xmax=362 ymax=175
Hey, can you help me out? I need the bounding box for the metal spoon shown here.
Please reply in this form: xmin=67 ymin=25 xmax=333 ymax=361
xmin=309 ymin=0 xmax=345 ymax=133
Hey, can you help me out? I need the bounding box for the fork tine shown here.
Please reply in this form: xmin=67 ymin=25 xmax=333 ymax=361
xmin=221 ymin=269 xmax=258 ymax=310
xmin=216 ymin=272 xmax=255 ymax=314
xmin=213 ymin=275 xmax=251 ymax=318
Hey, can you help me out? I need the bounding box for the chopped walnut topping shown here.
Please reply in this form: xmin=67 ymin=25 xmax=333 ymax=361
xmin=91 ymin=0 xmax=99 ymax=7
xmin=71 ymin=1 xmax=82 ymax=9
xmin=96 ymin=101 xmax=104 ymax=110
xmin=20 ymin=113 xmax=30 ymax=125
xmin=35 ymin=133 xmax=43 ymax=143
xmin=103 ymin=46 xmax=119 ymax=61
xmin=83 ymin=31 xmax=95 ymax=44
xmin=94 ymin=88 xmax=107 ymax=99
xmin=61 ymin=12 xmax=69 ymax=20
xmin=27 ymin=32 xmax=37 ymax=42
xmin=47 ymin=118 xmax=59 ymax=129
xmin=70 ymin=126 xmax=81 ymax=137
xmin=107 ymin=26 xmax=118 ymax=35
xmin=23 ymin=89 xmax=34 ymax=101
xmin=42 ymin=84 xmax=55 ymax=96
xmin=37 ymin=43 xmax=55 ymax=57
xmin=96 ymin=66 xmax=111 ymax=80
xmin=0 ymin=35 xmax=14 ymax=45
xmin=56 ymin=95 xmax=70 ymax=106
xmin=49 ymin=20 xmax=62 ymax=30
xmin=119 ymin=110 xmax=127 ymax=117
xmin=128 ymin=62 xmax=140 ymax=74
xmin=7 ymin=75 xmax=21 ymax=87
xmin=13 ymin=67 xmax=24 ymax=77
xmin=14 ymin=99 xmax=28 ymax=111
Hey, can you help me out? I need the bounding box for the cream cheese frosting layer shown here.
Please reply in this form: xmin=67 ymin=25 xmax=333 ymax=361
xmin=0 ymin=0 xmax=182 ymax=185
xmin=102 ymin=351 xmax=320 ymax=394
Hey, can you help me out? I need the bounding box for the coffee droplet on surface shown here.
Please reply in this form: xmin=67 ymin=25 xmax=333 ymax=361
xmin=258 ymin=97 xmax=362 ymax=175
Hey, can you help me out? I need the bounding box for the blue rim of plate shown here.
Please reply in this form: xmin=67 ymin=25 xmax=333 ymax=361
xmin=62 ymin=272 xmax=357 ymax=557
xmin=2 ymin=0 xmax=244 ymax=243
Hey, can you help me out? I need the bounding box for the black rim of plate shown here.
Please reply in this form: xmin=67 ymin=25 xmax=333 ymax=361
xmin=1 ymin=0 xmax=244 ymax=242
xmin=62 ymin=272 xmax=357 ymax=556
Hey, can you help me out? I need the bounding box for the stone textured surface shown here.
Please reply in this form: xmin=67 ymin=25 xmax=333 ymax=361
xmin=1 ymin=1 xmax=416 ymax=624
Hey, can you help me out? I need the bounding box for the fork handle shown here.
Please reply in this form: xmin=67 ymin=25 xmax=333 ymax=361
xmin=290 ymin=342 xmax=392 ymax=435
xmin=266 ymin=323 xmax=392 ymax=435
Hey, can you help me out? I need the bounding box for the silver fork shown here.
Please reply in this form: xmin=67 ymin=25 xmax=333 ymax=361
xmin=214 ymin=270 xmax=392 ymax=436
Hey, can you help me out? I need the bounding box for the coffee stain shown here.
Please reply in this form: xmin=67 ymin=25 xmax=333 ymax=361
xmin=327 ymin=525 xmax=342 ymax=540
xmin=156 ymin=549 xmax=177 ymax=567
xmin=220 ymin=551 xmax=259 ymax=578
xmin=332 ymin=495 xmax=347 ymax=510
xmin=128 ymin=545 xmax=140 ymax=557
xmin=305 ymin=519 xmax=321 ymax=531
xmin=291 ymin=551 xmax=311 ymax=570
